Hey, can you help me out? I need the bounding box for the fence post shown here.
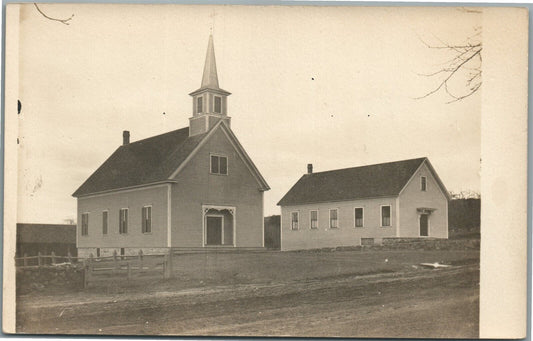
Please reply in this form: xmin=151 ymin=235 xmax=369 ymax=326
xmin=113 ymin=250 xmax=118 ymax=273
xmin=138 ymin=250 xmax=143 ymax=274
xmin=67 ymin=250 xmax=72 ymax=264
xmin=84 ymin=262 xmax=92 ymax=289
xmin=37 ymin=252 xmax=42 ymax=268
xmin=51 ymin=251 xmax=56 ymax=265
xmin=23 ymin=253 xmax=28 ymax=267
xmin=164 ymin=248 xmax=173 ymax=278
xmin=89 ymin=253 xmax=94 ymax=266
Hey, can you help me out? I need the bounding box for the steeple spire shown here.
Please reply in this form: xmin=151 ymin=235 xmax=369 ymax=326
xmin=188 ymin=34 xmax=231 ymax=137
xmin=201 ymin=35 xmax=219 ymax=90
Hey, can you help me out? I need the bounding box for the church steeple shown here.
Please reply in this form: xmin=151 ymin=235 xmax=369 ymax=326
xmin=189 ymin=35 xmax=231 ymax=137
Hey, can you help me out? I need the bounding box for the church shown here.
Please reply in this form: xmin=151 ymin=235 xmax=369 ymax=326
xmin=73 ymin=35 xmax=270 ymax=257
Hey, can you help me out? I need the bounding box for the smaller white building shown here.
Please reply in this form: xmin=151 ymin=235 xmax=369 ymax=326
xmin=277 ymin=157 xmax=449 ymax=251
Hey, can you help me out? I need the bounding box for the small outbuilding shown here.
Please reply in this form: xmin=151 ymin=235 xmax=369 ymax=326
xmin=277 ymin=157 xmax=449 ymax=251
xmin=16 ymin=223 xmax=77 ymax=257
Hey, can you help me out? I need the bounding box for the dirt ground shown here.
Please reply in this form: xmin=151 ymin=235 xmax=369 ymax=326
xmin=16 ymin=249 xmax=479 ymax=338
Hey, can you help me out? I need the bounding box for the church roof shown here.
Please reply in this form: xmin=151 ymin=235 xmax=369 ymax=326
xmin=73 ymin=122 xmax=270 ymax=197
xmin=189 ymin=34 xmax=230 ymax=96
xmin=73 ymin=127 xmax=207 ymax=197
xmin=277 ymin=157 xmax=449 ymax=206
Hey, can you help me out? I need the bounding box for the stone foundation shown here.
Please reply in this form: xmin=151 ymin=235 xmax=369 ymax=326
xmin=381 ymin=237 xmax=479 ymax=250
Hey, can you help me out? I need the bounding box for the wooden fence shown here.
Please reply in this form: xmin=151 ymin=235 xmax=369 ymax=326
xmin=16 ymin=249 xmax=175 ymax=288
xmin=15 ymin=251 xmax=80 ymax=268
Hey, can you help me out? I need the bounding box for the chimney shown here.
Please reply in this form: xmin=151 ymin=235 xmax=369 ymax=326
xmin=123 ymin=130 xmax=130 ymax=145
xmin=307 ymin=163 xmax=313 ymax=174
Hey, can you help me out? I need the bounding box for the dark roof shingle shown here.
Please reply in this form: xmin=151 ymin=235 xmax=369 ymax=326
xmin=73 ymin=127 xmax=207 ymax=197
xmin=17 ymin=224 xmax=76 ymax=244
xmin=277 ymin=157 xmax=427 ymax=206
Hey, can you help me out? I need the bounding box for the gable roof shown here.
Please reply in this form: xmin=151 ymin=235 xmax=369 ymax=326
xmin=277 ymin=157 xmax=448 ymax=206
xmin=73 ymin=122 xmax=269 ymax=197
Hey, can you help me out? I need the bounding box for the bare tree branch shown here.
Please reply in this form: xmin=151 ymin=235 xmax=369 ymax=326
xmin=416 ymin=33 xmax=482 ymax=103
xmin=34 ymin=3 xmax=74 ymax=25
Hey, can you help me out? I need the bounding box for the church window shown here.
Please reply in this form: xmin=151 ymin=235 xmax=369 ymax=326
xmin=210 ymin=155 xmax=228 ymax=175
xmin=197 ymin=97 xmax=203 ymax=113
xmin=142 ymin=206 xmax=152 ymax=233
xmin=119 ymin=208 xmax=128 ymax=234
xmin=214 ymin=96 xmax=222 ymax=113
xmin=81 ymin=213 xmax=89 ymax=236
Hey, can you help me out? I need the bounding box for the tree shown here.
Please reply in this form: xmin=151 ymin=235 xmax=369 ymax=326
xmin=449 ymin=190 xmax=480 ymax=200
xmin=416 ymin=12 xmax=482 ymax=103
xmin=33 ymin=3 xmax=74 ymax=25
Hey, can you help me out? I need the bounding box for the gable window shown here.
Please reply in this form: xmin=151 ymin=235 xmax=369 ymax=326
xmin=291 ymin=212 xmax=299 ymax=230
xmin=119 ymin=208 xmax=128 ymax=234
xmin=381 ymin=205 xmax=391 ymax=227
xmin=310 ymin=210 xmax=318 ymax=229
xmin=421 ymin=176 xmax=427 ymax=191
xmin=197 ymin=97 xmax=203 ymax=113
xmin=354 ymin=208 xmax=364 ymax=227
xmin=210 ymin=155 xmax=228 ymax=175
xmin=81 ymin=213 xmax=89 ymax=236
xmin=214 ymin=96 xmax=222 ymax=114
xmin=329 ymin=209 xmax=338 ymax=229
xmin=142 ymin=206 xmax=152 ymax=233
xmin=102 ymin=211 xmax=108 ymax=235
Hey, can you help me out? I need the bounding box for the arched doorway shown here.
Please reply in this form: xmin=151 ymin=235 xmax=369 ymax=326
xmin=202 ymin=206 xmax=236 ymax=246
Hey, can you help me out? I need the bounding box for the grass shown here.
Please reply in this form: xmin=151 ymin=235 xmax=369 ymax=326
xmin=16 ymin=248 xmax=480 ymax=337
xmin=85 ymin=248 xmax=479 ymax=294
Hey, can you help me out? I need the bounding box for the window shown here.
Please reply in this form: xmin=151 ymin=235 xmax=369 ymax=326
xmin=381 ymin=206 xmax=391 ymax=227
xmin=291 ymin=212 xmax=299 ymax=230
xmin=355 ymin=208 xmax=364 ymax=227
xmin=81 ymin=213 xmax=89 ymax=236
xmin=102 ymin=211 xmax=108 ymax=235
xmin=142 ymin=206 xmax=152 ymax=233
xmin=310 ymin=210 xmax=318 ymax=229
xmin=329 ymin=209 xmax=338 ymax=228
xmin=214 ymin=96 xmax=222 ymax=113
xmin=197 ymin=97 xmax=203 ymax=113
xmin=421 ymin=176 xmax=427 ymax=191
xmin=210 ymin=155 xmax=228 ymax=175
xmin=119 ymin=208 xmax=128 ymax=234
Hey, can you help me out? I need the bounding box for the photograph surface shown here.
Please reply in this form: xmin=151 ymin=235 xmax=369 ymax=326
xmin=4 ymin=3 xmax=527 ymax=338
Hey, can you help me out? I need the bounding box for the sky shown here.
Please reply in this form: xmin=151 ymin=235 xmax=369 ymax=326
xmin=15 ymin=4 xmax=481 ymax=223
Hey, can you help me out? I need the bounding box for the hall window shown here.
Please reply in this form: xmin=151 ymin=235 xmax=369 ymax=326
xmin=291 ymin=212 xmax=299 ymax=230
xmin=381 ymin=205 xmax=391 ymax=227
xmin=329 ymin=209 xmax=338 ymax=229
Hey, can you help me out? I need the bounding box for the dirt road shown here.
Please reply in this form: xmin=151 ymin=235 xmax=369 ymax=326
xmin=17 ymin=264 xmax=478 ymax=338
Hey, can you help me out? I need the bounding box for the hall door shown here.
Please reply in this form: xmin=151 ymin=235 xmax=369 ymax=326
xmin=420 ymin=214 xmax=429 ymax=237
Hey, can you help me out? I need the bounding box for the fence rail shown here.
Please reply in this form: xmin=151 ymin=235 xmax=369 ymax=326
xmin=16 ymin=249 xmax=175 ymax=288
